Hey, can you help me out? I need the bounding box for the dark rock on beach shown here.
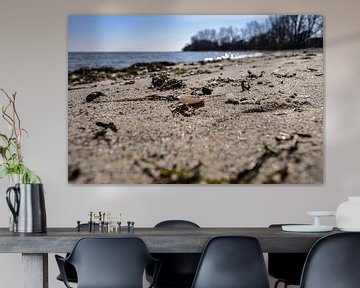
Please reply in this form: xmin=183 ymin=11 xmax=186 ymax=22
xmin=86 ymin=91 xmax=106 ymax=102
xmin=68 ymin=165 xmax=81 ymax=181
xmin=201 ymin=86 xmax=213 ymax=95
xmin=95 ymin=121 xmax=118 ymax=132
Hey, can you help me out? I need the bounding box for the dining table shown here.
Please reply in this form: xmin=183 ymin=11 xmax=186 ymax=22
xmin=0 ymin=226 xmax=339 ymax=288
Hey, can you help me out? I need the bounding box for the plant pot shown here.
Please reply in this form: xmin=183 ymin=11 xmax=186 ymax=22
xmin=6 ymin=183 xmax=47 ymax=233
xmin=7 ymin=174 xmax=22 ymax=231
xmin=336 ymin=197 xmax=360 ymax=231
xmin=9 ymin=174 xmax=22 ymax=185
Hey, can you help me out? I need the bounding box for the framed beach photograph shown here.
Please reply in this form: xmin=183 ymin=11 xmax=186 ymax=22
xmin=68 ymin=15 xmax=324 ymax=184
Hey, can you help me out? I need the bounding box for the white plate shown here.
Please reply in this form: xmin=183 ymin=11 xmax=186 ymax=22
xmin=307 ymin=211 xmax=336 ymax=217
xmin=338 ymin=227 xmax=360 ymax=232
xmin=282 ymin=225 xmax=333 ymax=232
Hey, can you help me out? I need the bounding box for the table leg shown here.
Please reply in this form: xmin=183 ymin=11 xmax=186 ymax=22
xmin=22 ymin=253 xmax=48 ymax=288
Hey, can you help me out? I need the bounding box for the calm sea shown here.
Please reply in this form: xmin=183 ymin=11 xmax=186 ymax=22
xmin=68 ymin=51 xmax=258 ymax=72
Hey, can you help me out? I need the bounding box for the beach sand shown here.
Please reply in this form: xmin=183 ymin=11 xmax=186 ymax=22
xmin=68 ymin=49 xmax=323 ymax=184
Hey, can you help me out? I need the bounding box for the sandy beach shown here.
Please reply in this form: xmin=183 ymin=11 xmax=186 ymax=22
xmin=68 ymin=49 xmax=323 ymax=184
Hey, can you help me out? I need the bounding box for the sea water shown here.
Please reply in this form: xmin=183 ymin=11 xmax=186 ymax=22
xmin=68 ymin=51 xmax=260 ymax=72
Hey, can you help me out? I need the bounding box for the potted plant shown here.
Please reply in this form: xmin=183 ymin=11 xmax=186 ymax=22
xmin=1 ymin=88 xmax=46 ymax=233
xmin=0 ymin=88 xmax=41 ymax=183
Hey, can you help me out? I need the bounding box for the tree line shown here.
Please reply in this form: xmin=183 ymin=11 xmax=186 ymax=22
xmin=182 ymin=15 xmax=323 ymax=51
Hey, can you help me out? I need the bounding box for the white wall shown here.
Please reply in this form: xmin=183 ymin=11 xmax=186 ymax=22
xmin=1 ymin=0 xmax=360 ymax=287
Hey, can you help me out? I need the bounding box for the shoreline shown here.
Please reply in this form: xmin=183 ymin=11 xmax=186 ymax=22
xmin=68 ymin=49 xmax=323 ymax=184
xmin=68 ymin=48 xmax=321 ymax=75
xmin=68 ymin=51 xmax=262 ymax=78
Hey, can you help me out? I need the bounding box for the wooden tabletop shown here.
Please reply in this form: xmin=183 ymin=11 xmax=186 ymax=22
xmin=0 ymin=227 xmax=339 ymax=253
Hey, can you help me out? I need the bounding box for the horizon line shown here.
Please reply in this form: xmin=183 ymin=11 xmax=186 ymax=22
xmin=68 ymin=50 xmax=185 ymax=53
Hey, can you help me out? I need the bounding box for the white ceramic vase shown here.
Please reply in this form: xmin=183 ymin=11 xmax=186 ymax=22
xmin=336 ymin=197 xmax=360 ymax=231
xmin=9 ymin=173 xmax=22 ymax=185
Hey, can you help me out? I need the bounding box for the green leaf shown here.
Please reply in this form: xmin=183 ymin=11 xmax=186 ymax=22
xmin=1 ymin=146 xmax=8 ymax=158
xmin=10 ymin=164 xmax=20 ymax=174
xmin=0 ymin=168 xmax=9 ymax=179
xmin=28 ymin=170 xmax=41 ymax=184
xmin=18 ymin=164 xmax=41 ymax=184
xmin=0 ymin=133 xmax=8 ymax=142
xmin=21 ymin=128 xmax=29 ymax=137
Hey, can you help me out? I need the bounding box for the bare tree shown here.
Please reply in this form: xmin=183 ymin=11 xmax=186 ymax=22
xmin=183 ymin=15 xmax=323 ymax=51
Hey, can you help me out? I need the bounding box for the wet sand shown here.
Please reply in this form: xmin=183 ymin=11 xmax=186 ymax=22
xmin=68 ymin=49 xmax=323 ymax=184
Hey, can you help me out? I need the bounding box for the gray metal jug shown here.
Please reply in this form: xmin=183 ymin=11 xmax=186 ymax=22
xmin=6 ymin=183 xmax=47 ymax=233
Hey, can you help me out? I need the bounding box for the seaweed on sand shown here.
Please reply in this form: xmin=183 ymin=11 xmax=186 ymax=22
xmin=144 ymin=162 xmax=202 ymax=184
xmin=151 ymin=74 xmax=185 ymax=91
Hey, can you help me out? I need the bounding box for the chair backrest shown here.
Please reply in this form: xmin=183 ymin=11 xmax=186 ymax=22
xmin=151 ymin=220 xmax=201 ymax=286
xmin=268 ymin=224 xmax=308 ymax=285
xmin=155 ymin=220 xmax=200 ymax=228
xmin=300 ymin=232 xmax=360 ymax=288
xmin=67 ymin=237 xmax=154 ymax=288
xmin=191 ymin=236 xmax=270 ymax=288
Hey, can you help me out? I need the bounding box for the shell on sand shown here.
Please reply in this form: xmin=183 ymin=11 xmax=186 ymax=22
xmin=179 ymin=95 xmax=204 ymax=105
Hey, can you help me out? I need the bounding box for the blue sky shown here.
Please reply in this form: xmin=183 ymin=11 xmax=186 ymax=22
xmin=68 ymin=15 xmax=268 ymax=52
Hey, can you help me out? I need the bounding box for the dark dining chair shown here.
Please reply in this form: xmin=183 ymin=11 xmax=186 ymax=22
xmin=56 ymin=223 xmax=99 ymax=284
xmin=56 ymin=262 xmax=77 ymax=284
xmin=268 ymin=224 xmax=308 ymax=288
xmin=55 ymin=237 xmax=160 ymax=288
xmin=300 ymin=232 xmax=360 ymax=288
xmin=191 ymin=236 xmax=270 ymax=288
xmin=147 ymin=220 xmax=201 ymax=288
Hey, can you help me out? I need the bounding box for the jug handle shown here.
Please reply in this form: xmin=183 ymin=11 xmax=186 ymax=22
xmin=6 ymin=186 xmax=20 ymax=224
